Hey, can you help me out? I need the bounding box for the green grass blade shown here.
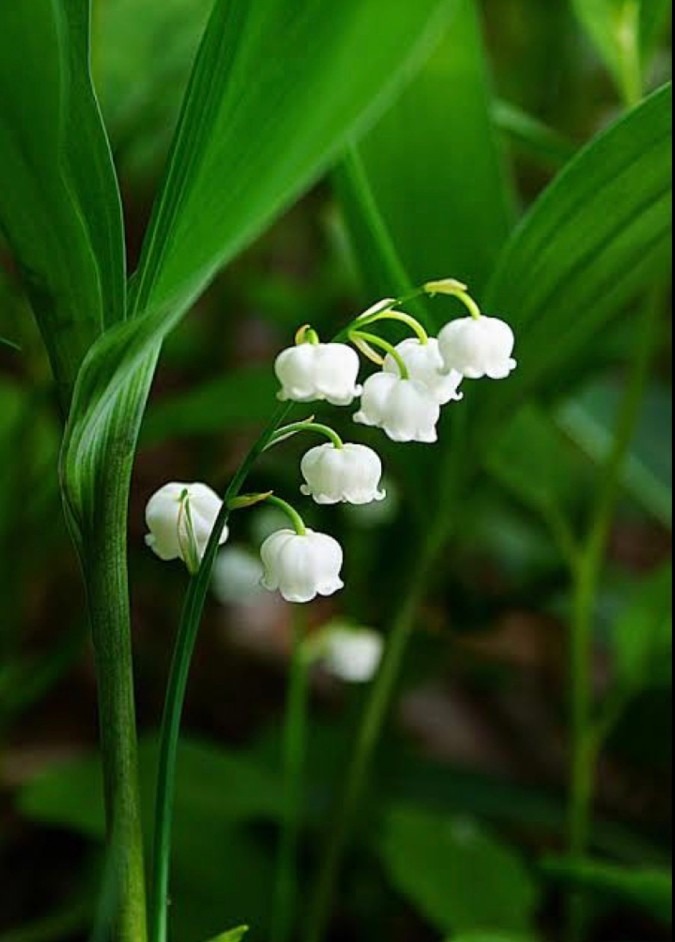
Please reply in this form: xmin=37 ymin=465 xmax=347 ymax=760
xmin=0 ymin=0 xmax=125 ymax=408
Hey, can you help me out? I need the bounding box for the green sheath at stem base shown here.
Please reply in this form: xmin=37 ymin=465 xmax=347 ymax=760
xmin=71 ymin=457 xmax=148 ymax=942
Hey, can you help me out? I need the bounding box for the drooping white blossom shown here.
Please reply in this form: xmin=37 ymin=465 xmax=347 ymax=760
xmin=145 ymin=483 xmax=228 ymax=564
xmin=353 ymin=373 xmax=441 ymax=444
xmin=300 ymin=443 xmax=385 ymax=505
xmin=319 ymin=624 xmax=384 ymax=683
xmin=275 ymin=342 xmax=362 ymax=406
xmin=260 ymin=529 xmax=344 ymax=603
xmin=383 ymin=337 xmax=463 ymax=405
xmin=438 ymin=316 xmax=517 ymax=380
xmin=212 ymin=546 xmax=265 ymax=605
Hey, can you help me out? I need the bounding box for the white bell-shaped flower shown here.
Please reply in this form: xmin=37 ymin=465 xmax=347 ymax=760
xmin=145 ymin=483 xmax=228 ymax=563
xmin=383 ymin=338 xmax=463 ymax=405
xmin=300 ymin=443 xmax=385 ymax=505
xmin=212 ymin=546 xmax=265 ymax=605
xmin=438 ymin=315 xmax=517 ymax=380
xmin=353 ymin=373 xmax=441 ymax=444
xmin=275 ymin=342 xmax=362 ymax=406
xmin=320 ymin=625 xmax=384 ymax=683
xmin=260 ymin=529 xmax=344 ymax=603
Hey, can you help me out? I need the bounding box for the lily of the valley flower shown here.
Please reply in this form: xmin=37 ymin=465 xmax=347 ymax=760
xmin=212 ymin=546 xmax=265 ymax=605
xmin=275 ymin=341 xmax=362 ymax=406
xmin=383 ymin=337 xmax=463 ymax=405
xmin=145 ymin=483 xmax=228 ymax=565
xmin=319 ymin=624 xmax=384 ymax=683
xmin=300 ymin=442 xmax=385 ymax=505
xmin=354 ymin=372 xmax=441 ymax=443
xmin=261 ymin=529 xmax=344 ymax=603
xmin=438 ymin=315 xmax=517 ymax=380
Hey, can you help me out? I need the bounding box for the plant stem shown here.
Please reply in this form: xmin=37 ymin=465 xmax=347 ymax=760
xmin=304 ymin=532 xmax=444 ymax=942
xmin=266 ymin=495 xmax=308 ymax=537
xmin=149 ymin=405 xmax=290 ymax=942
xmin=79 ymin=463 xmax=147 ymax=942
xmin=566 ymin=291 xmax=661 ymax=942
xmin=268 ymin=422 xmax=345 ymax=451
xmin=348 ymin=330 xmax=410 ymax=379
xmin=271 ymin=611 xmax=311 ymax=942
xmin=355 ymin=309 xmax=429 ymax=345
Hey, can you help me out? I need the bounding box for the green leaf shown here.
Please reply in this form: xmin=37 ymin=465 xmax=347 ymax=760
xmin=486 ymin=404 xmax=590 ymax=519
xmin=557 ymin=380 xmax=672 ymax=527
xmin=206 ymin=929 xmax=248 ymax=942
xmin=19 ymin=738 xmax=283 ymax=839
xmin=338 ymin=0 xmax=514 ymax=306
xmin=543 ymin=856 xmax=673 ymax=924
xmin=142 ymin=366 xmax=278 ymax=445
xmin=94 ymin=0 xmax=212 ymax=180
xmin=479 ymin=84 xmax=672 ymax=425
xmin=572 ymin=0 xmax=671 ymax=102
xmin=640 ymin=0 xmax=673 ymax=52
xmin=0 ymin=335 xmax=20 ymax=351
xmin=131 ymin=0 xmax=456 ymax=323
xmin=0 ymin=0 xmax=125 ymax=406
xmin=18 ymin=738 xmax=280 ymax=941
xmin=492 ymin=99 xmax=577 ymax=170
xmin=61 ymin=0 xmax=457 ymax=542
xmin=612 ymin=563 xmax=672 ymax=695
xmin=377 ymin=806 xmax=539 ymax=934
xmin=447 ymin=935 xmax=535 ymax=942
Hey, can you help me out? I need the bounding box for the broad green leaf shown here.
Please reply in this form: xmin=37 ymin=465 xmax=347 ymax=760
xmin=61 ymin=0 xmax=456 ymax=541
xmin=18 ymin=738 xmax=279 ymax=941
xmin=142 ymin=366 xmax=278 ymax=445
xmin=95 ymin=0 xmax=212 ymax=179
xmin=478 ymin=84 xmax=672 ymax=425
xmin=338 ymin=0 xmax=514 ymax=307
xmin=612 ymin=563 xmax=672 ymax=695
xmin=543 ymin=856 xmax=673 ymax=924
xmin=557 ymin=380 xmax=672 ymax=527
xmin=19 ymin=738 xmax=283 ymax=838
xmin=0 ymin=0 xmax=125 ymax=407
xmin=207 ymin=929 xmax=248 ymax=942
xmin=572 ymin=0 xmax=671 ymax=102
xmin=377 ymin=806 xmax=539 ymax=934
xmin=486 ymin=404 xmax=590 ymax=519
xmin=131 ymin=0 xmax=456 ymax=322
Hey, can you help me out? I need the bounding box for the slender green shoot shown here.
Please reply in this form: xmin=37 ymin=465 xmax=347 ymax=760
xmin=271 ymin=610 xmax=312 ymax=942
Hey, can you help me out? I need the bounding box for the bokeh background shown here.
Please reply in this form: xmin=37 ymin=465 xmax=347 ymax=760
xmin=0 ymin=1 xmax=671 ymax=940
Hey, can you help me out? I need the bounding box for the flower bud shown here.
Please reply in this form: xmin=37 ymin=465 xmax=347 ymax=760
xmin=300 ymin=443 xmax=385 ymax=505
xmin=353 ymin=373 xmax=440 ymax=443
xmin=438 ymin=316 xmax=517 ymax=380
xmin=383 ymin=338 xmax=463 ymax=405
xmin=145 ymin=483 xmax=228 ymax=564
xmin=260 ymin=529 xmax=344 ymax=603
xmin=320 ymin=624 xmax=384 ymax=683
xmin=275 ymin=342 xmax=362 ymax=406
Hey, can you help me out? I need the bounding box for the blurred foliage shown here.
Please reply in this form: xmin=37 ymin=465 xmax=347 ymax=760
xmin=0 ymin=0 xmax=671 ymax=940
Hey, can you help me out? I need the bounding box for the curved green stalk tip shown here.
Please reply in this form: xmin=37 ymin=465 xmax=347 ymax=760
xmin=208 ymin=928 xmax=249 ymax=942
